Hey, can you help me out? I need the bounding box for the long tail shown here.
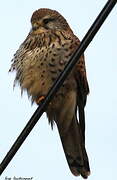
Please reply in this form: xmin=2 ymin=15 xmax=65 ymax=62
xmin=57 ymin=115 xmax=90 ymax=178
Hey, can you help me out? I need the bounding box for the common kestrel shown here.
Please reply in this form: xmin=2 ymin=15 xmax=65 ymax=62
xmin=9 ymin=8 xmax=90 ymax=178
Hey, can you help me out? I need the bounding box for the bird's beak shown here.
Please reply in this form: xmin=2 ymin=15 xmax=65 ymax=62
xmin=31 ymin=22 xmax=48 ymax=34
xmin=32 ymin=23 xmax=39 ymax=31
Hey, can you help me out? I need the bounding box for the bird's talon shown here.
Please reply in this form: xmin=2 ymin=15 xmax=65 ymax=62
xmin=36 ymin=96 xmax=45 ymax=104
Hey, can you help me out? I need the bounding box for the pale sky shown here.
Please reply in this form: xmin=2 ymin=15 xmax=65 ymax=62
xmin=0 ymin=0 xmax=117 ymax=180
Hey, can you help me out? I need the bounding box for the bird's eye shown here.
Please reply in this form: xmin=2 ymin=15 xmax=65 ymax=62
xmin=43 ymin=18 xmax=54 ymax=24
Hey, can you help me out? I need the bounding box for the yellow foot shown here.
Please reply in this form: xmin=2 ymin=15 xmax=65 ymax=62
xmin=36 ymin=96 xmax=45 ymax=105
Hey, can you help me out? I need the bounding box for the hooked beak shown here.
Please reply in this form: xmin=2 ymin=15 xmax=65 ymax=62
xmin=31 ymin=22 xmax=48 ymax=34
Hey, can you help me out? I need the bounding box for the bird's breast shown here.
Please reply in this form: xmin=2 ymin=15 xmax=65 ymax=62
xmin=11 ymin=34 xmax=77 ymax=103
xmin=23 ymin=44 xmax=71 ymax=101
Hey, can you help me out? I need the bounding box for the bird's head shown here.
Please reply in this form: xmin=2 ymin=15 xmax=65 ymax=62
xmin=31 ymin=8 xmax=72 ymax=34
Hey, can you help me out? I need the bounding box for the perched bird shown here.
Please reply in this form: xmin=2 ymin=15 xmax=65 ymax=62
xmin=9 ymin=8 xmax=90 ymax=178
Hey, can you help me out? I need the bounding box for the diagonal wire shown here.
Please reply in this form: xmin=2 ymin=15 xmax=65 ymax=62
xmin=0 ymin=0 xmax=116 ymax=176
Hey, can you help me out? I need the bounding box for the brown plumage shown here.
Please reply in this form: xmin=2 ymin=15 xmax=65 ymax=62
xmin=9 ymin=8 xmax=90 ymax=178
